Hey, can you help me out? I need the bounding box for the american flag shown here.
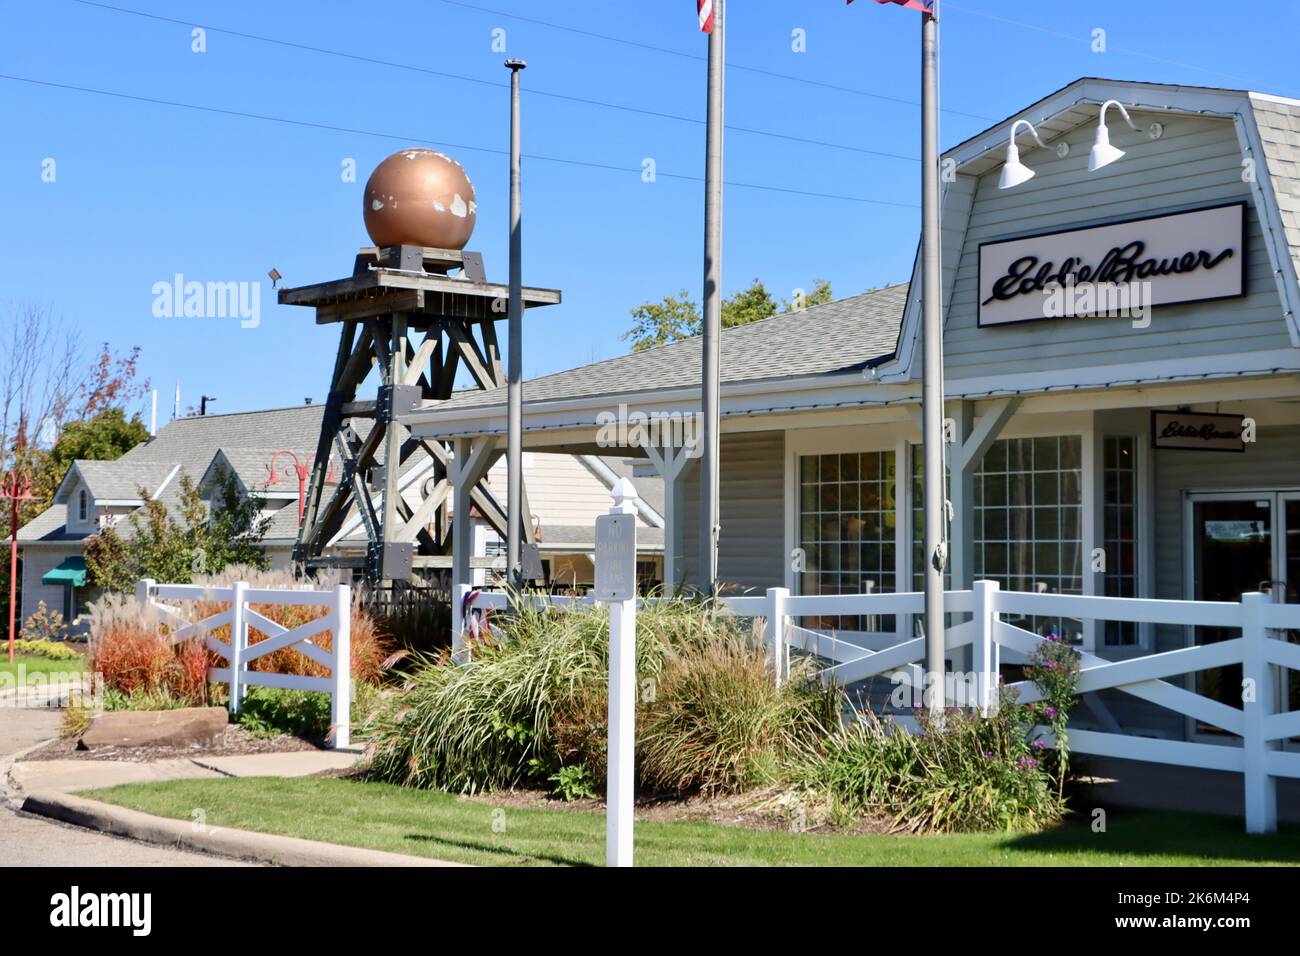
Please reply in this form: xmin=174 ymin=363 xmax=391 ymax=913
xmin=698 ymin=0 xmax=714 ymax=34
xmin=849 ymin=0 xmax=935 ymax=12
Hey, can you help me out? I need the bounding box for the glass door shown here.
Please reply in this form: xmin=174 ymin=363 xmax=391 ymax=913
xmin=1186 ymin=491 xmax=1300 ymax=746
xmin=1187 ymin=494 xmax=1273 ymax=739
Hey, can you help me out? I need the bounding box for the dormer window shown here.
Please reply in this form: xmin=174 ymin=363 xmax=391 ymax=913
xmin=78 ymin=489 xmax=88 ymax=522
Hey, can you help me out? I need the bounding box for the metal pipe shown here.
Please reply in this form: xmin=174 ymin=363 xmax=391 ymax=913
xmin=701 ymin=0 xmax=724 ymax=596
xmin=920 ymin=4 xmax=947 ymax=714
xmin=506 ymin=58 xmax=527 ymax=589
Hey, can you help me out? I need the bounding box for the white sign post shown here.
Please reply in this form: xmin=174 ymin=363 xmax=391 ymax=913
xmin=595 ymin=477 xmax=638 ymax=867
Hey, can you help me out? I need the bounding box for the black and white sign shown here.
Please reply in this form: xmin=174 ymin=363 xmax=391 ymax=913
xmin=1151 ymin=410 xmax=1246 ymax=453
xmin=978 ymin=202 xmax=1246 ymax=326
xmin=594 ymin=513 xmax=637 ymax=601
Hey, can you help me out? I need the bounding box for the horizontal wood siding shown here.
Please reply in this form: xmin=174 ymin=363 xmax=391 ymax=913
xmin=945 ymin=112 xmax=1289 ymax=380
xmin=681 ymin=431 xmax=785 ymax=593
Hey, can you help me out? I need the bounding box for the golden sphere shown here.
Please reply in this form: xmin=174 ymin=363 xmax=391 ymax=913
xmin=363 ymin=148 xmax=477 ymax=250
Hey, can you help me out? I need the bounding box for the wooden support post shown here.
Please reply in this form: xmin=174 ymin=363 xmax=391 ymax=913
xmin=643 ymin=440 xmax=694 ymax=593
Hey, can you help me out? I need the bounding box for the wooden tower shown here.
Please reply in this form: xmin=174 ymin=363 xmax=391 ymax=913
xmin=278 ymin=245 xmax=560 ymax=593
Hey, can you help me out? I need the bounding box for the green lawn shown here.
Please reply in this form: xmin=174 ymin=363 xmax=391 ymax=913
xmin=0 ymin=654 xmax=85 ymax=684
xmin=87 ymin=776 xmax=1300 ymax=867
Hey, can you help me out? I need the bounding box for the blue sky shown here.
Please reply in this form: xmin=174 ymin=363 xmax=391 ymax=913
xmin=3 ymin=0 xmax=1299 ymax=420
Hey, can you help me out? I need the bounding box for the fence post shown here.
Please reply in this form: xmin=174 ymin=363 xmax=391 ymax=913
xmin=332 ymin=583 xmax=352 ymax=750
xmin=452 ymin=582 xmax=471 ymax=660
xmin=136 ymin=578 xmax=155 ymax=610
xmin=971 ymin=580 xmax=999 ymax=715
xmin=765 ymin=587 xmax=789 ymax=687
xmin=1241 ymin=590 xmax=1277 ymax=834
xmin=228 ymin=581 xmax=247 ymax=715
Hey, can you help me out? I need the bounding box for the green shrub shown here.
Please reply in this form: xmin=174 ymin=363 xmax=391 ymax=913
xmin=363 ymin=595 xmax=829 ymax=796
xmin=235 ymin=688 xmax=332 ymax=740
xmin=638 ymin=633 xmax=839 ymax=794
xmin=547 ymin=764 xmax=598 ymax=802
xmin=11 ymin=637 xmax=82 ymax=661
xmin=794 ymin=692 xmax=1067 ymax=834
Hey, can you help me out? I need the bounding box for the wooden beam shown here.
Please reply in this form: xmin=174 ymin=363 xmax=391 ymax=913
xmin=445 ymin=321 xmax=497 ymax=391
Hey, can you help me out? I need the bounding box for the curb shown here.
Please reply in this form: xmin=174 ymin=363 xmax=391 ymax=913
xmin=21 ymin=790 xmax=468 ymax=868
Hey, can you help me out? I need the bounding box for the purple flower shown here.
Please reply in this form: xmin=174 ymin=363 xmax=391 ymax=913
xmin=1031 ymin=739 xmax=1047 ymax=751
xmin=1044 ymin=706 xmax=1058 ymax=719
xmin=1017 ymin=756 xmax=1038 ymax=770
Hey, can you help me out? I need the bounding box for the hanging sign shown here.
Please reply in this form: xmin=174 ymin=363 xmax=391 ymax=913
xmin=1151 ymin=410 xmax=1246 ymax=453
xmin=978 ymin=202 xmax=1246 ymax=326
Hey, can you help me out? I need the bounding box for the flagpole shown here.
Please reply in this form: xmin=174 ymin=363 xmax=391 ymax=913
xmin=920 ymin=0 xmax=947 ymax=714
xmin=701 ymin=0 xmax=724 ymax=596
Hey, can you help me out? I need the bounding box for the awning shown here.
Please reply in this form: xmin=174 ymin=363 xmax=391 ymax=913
xmin=42 ymin=557 xmax=87 ymax=587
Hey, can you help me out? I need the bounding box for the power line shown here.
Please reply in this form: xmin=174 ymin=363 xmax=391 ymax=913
xmin=433 ymin=0 xmax=996 ymax=121
xmin=0 ymin=73 xmax=919 ymax=209
xmin=67 ymin=0 xmax=920 ymax=163
xmin=943 ymin=2 xmax=1284 ymax=93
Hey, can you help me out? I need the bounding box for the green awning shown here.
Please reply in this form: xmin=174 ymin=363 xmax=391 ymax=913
xmin=42 ymin=557 xmax=87 ymax=587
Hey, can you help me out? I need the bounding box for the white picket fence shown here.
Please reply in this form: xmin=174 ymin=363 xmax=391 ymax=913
xmin=136 ymin=578 xmax=352 ymax=749
xmin=454 ymin=579 xmax=1299 ymax=833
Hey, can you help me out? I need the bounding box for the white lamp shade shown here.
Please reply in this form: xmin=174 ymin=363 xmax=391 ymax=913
xmin=998 ymin=141 xmax=1035 ymax=189
xmin=1088 ymin=122 xmax=1126 ymax=171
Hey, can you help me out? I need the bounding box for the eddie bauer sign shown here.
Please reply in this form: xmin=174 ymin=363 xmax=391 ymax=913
xmin=978 ymin=202 xmax=1246 ymax=327
xmin=1151 ymin=410 xmax=1247 ymax=453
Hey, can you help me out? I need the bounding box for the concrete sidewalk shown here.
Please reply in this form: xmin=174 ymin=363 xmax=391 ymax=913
xmin=10 ymin=749 xmax=364 ymax=794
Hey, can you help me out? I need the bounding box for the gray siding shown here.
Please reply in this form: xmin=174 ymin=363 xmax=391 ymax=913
xmin=945 ymin=111 xmax=1290 ymax=379
xmin=682 ymin=431 xmax=785 ymax=593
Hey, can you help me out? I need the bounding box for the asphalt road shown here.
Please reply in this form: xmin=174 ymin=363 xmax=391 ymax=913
xmin=0 ymin=707 xmax=249 ymax=867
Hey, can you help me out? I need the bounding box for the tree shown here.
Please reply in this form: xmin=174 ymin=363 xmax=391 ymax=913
xmin=621 ymin=278 xmax=833 ymax=351
xmin=84 ymin=470 xmax=271 ymax=593
xmin=0 ymin=303 xmax=149 ymax=630
xmin=621 ymin=290 xmax=700 ymax=353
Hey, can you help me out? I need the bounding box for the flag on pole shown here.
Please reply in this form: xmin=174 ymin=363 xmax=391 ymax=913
xmin=848 ymin=0 xmax=935 ymax=12
xmin=698 ymin=0 xmax=714 ymax=33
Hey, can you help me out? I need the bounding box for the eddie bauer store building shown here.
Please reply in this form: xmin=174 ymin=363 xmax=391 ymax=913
xmin=406 ymin=77 xmax=1300 ymax=742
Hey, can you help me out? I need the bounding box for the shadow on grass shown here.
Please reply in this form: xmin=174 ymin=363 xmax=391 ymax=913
xmin=400 ymin=833 xmax=595 ymax=867
xmin=1005 ymin=807 xmax=1300 ymax=864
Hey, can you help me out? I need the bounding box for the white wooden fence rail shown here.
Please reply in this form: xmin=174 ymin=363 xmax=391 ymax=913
xmin=452 ymin=579 xmax=1299 ymax=833
xmin=136 ymin=578 xmax=352 ymax=749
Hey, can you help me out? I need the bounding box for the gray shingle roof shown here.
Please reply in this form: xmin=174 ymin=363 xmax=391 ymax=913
xmin=1251 ymin=95 xmax=1300 ymax=294
xmin=123 ymin=405 xmax=326 ymax=464
xmin=16 ymin=505 xmax=79 ymax=543
xmin=204 ymin=447 xmax=339 ymax=494
xmin=57 ymin=460 xmax=179 ymax=503
xmin=426 ymin=284 xmax=908 ymax=414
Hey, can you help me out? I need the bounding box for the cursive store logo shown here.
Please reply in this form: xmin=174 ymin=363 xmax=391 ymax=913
xmin=978 ymin=203 xmax=1245 ymax=327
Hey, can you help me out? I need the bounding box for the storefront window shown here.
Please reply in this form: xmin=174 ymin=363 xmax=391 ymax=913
xmin=798 ymin=451 xmax=897 ymax=633
xmin=974 ymin=436 xmax=1084 ymax=642
xmin=1103 ymin=435 xmax=1139 ymax=645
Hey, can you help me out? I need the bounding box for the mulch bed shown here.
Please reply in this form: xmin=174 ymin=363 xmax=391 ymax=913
xmin=456 ymin=786 xmax=895 ymax=835
xmin=22 ymin=725 xmax=324 ymax=764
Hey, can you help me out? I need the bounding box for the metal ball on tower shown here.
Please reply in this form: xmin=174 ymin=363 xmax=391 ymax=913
xmin=362 ymin=148 xmax=477 ymax=250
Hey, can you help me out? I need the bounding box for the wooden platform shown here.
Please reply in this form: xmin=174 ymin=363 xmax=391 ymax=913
xmin=279 ymin=268 xmax=561 ymax=324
